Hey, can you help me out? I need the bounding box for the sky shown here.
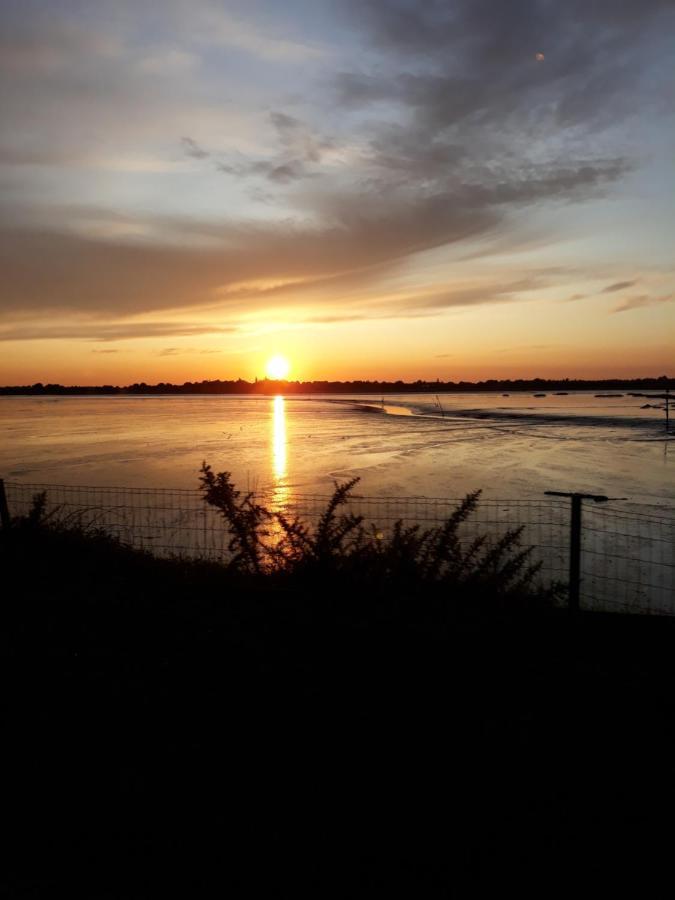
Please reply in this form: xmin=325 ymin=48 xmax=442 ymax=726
xmin=0 ymin=0 xmax=673 ymax=384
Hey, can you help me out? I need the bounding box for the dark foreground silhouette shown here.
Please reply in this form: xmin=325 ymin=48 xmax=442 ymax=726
xmin=2 ymin=486 xmax=674 ymax=896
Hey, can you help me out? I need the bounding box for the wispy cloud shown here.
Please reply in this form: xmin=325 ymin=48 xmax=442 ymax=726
xmin=210 ymin=111 xmax=333 ymax=183
xmin=180 ymin=136 xmax=209 ymax=160
xmin=613 ymin=294 xmax=673 ymax=313
xmin=601 ymin=280 xmax=637 ymax=293
xmin=0 ymin=157 xmax=626 ymax=320
xmin=0 ymin=322 xmax=237 ymax=342
xmin=194 ymin=7 xmax=324 ymax=62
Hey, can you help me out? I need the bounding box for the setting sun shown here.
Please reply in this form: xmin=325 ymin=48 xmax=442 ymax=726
xmin=266 ymin=355 xmax=291 ymax=380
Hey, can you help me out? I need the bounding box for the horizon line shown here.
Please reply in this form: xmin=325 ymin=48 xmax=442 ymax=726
xmin=1 ymin=375 xmax=672 ymax=394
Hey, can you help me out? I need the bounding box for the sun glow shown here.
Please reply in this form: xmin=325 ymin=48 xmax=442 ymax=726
xmin=266 ymin=354 xmax=290 ymax=380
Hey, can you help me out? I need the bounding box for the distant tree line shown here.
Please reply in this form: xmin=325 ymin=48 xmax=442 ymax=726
xmin=0 ymin=375 xmax=671 ymax=396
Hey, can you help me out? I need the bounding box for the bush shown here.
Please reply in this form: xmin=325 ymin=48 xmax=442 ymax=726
xmin=199 ymin=462 xmax=560 ymax=604
xmin=3 ymin=467 xmax=562 ymax=609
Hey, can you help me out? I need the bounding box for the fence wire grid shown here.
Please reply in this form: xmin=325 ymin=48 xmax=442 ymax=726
xmin=4 ymin=480 xmax=674 ymax=616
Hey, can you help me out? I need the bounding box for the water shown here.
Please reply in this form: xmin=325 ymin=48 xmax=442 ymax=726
xmin=1 ymin=391 xmax=672 ymax=508
xmin=3 ymin=392 xmax=673 ymax=613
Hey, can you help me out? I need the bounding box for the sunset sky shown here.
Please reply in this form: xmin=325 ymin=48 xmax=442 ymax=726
xmin=1 ymin=0 xmax=673 ymax=384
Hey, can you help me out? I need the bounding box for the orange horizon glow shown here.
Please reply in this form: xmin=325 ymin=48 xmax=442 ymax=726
xmin=1 ymin=339 xmax=671 ymax=387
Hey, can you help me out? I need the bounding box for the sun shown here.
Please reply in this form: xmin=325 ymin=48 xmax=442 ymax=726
xmin=266 ymin=354 xmax=291 ymax=380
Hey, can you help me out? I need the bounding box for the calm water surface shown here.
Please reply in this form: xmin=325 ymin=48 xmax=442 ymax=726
xmin=1 ymin=392 xmax=673 ymax=509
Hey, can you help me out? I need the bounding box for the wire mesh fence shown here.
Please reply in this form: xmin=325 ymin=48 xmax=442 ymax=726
xmin=3 ymin=480 xmax=673 ymax=615
xmin=580 ymin=504 xmax=675 ymax=615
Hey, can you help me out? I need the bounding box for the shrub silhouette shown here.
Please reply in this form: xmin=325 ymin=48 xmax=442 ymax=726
xmin=199 ymin=462 xmax=558 ymax=603
xmin=8 ymin=468 xmax=560 ymax=606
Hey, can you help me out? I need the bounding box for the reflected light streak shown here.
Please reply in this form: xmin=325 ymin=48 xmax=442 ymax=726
xmin=273 ymin=394 xmax=286 ymax=480
xmin=271 ymin=395 xmax=290 ymax=517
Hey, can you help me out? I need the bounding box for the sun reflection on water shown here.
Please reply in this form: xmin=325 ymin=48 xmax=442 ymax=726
xmin=273 ymin=395 xmax=286 ymax=479
xmin=271 ymin=395 xmax=290 ymax=513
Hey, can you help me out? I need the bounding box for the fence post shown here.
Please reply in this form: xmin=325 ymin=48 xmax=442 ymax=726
xmin=569 ymin=495 xmax=582 ymax=614
xmin=545 ymin=490 xmax=610 ymax=613
xmin=0 ymin=479 xmax=10 ymax=530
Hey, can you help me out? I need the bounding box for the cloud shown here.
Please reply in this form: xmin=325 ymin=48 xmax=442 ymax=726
xmin=156 ymin=345 xmax=221 ymax=356
xmin=335 ymin=0 xmax=671 ymax=201
xmin=0 ymin=8 xmax=262 ymax=173
xmin=385 ymin=278 xmax=547 ymax=314
xmin=193 ymin=6 xmax=324 ymax=62
xmin=282 ymin=276 xmax=552 ymax=326
xmin=0 ymin=146 xmax=78 ymax=167
xmin=0 ymin=0 xmax=672 ymax=343
xmin=0 ymin=321 xmax=237 ymax=342
xmin=91 ymin=348 xmax=120 ymax=354
xmin=139 ymin=49 xmax=196 ymax=75
xmin=1 ymin=158 xmax=616 ymax=320
xmin=264 ymin=160 xmax=311 ymax=184
xmin=613 ymin=294 xmax=673 ymax=313
xmin=341 ymin=0 xmax=673 ymax=90
xmin=269 ymin=111 xmax=331 ymax=164
xmin=492 ymin=344 xmax=558 ymax=354
xmin=211 ymin=111 xmax=332 ymax=183
xmin=601 ymin=280 xmax=637 ymax=293
xmin=181 ymin=137 xmax=209 ymax=159
xmin=0 ymin=154 xmax=625 ymax=321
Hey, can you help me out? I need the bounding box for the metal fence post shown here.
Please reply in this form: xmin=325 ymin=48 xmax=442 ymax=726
xmin=545 ymin=490 xmax=610 ymax=613
xmin=569 ymin=495 xmax=583 ymax=613
xmin=0 ymin=479 xmax=11 ymax=530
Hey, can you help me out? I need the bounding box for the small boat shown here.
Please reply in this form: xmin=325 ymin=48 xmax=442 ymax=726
xmin=533 ymin=393 xmax=546 ymax=397
xmin=554 ymin=392 xmax=569 ymax=395
xmin=502 ymin=393 xmax=510 ymax=397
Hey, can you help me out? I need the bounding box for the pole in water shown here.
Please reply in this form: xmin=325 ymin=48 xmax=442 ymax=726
xmin=666 ymin=387 xmax=670 ymax=433
xmin=650 ymin=387 xmax=671 ymax=433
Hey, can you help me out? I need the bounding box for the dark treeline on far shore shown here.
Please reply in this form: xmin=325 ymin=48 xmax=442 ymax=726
xmin=0 ymin=374 xmax=672 ymax=396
